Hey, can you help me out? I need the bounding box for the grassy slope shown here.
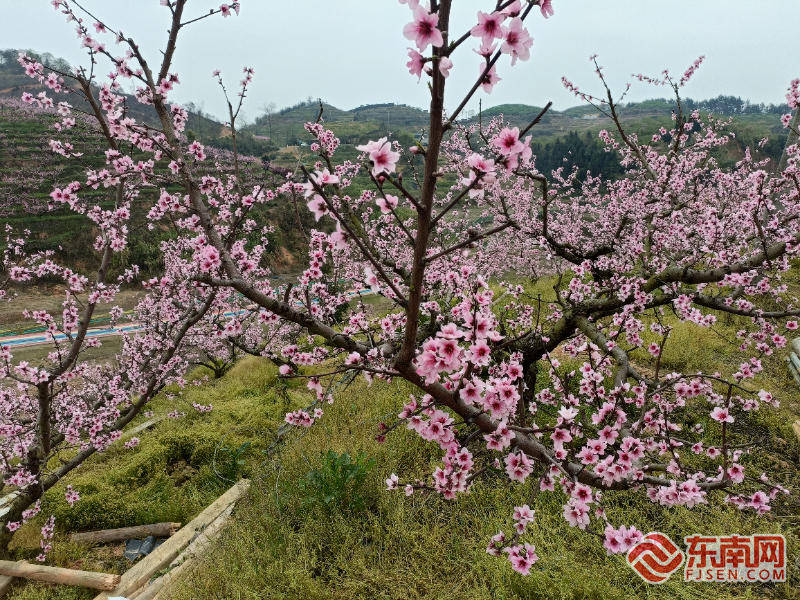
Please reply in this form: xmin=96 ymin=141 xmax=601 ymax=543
xmin=3 ymin=309 xmax=799 ymax=598
xmin=161 ymin=274 xmax=800 ymax=599
xmin=164 ymin=345 xmax=800 ymax=600
xmin=4 ymin=358 xmax=309 ymax=600
xmin=160 ymin=287 xmax=800 ymax=600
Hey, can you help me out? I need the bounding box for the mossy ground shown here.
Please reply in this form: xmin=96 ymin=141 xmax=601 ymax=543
xmin=4 ymin=292 xmax=800 ymax=599
xmin=3 ymin=357 xmax=306 ymax=600
xmin=164 ymin=373 xmax=799 ymax=600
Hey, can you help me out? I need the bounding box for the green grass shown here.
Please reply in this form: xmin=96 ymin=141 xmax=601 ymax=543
xmin=4 ymin=277 xmax=800 ymax=599
xmin=162 ymin=373 xmax=800 ymax=600
xmin=2 ymin=343 xmax=798 ymax=599
xmin=3 ymin=357 xmax=309 ymax=600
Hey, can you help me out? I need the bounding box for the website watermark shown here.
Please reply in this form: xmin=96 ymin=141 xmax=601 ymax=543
xmin=626 ymin=532 xmax=786 ymax=584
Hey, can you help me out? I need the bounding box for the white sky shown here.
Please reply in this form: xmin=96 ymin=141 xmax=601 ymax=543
xmin=1 ymin=1 xmax=796 ymax=121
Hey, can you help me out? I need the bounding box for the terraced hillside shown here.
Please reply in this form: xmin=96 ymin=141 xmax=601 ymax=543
xmin=0 ymin=49 xmax=226 ymax=140
xmin=0 ymin=98 xmax=311 ymax=275
xmin=0 ymin=99 xmax=122 ymax=269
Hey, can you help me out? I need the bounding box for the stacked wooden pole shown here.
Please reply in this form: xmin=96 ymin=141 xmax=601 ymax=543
xmin=0 ymin=562 xmax=120 ymax=592
xmin=785 ymin=339 xmax=800 ymax=443
xmin=786 ymin=338 xmax=800 ymax=385
xmin=70 ymin=522 xmax=181 ymax=545
xmin=130 ymin=504 xmax=235 ymax=600
xmin=0 ymin=480 xmax=247 ymax=598
xmin=94 ymin=479 xmax=249 ymax=600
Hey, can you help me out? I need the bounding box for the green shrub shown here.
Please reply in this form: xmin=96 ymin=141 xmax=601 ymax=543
xmin=299 ymin=450 xmax=376 ymax=514
xmin=214 ymin=440 xmax=253 ymax=483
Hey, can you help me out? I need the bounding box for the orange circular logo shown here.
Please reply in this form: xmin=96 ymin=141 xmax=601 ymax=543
xmin=626 ymin=532 xmax=685 ymax=584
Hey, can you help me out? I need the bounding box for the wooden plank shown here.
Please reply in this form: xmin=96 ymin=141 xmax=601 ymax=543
xmin=131 ymin=504 xmax=235 ymax=600
xmin=0 ymin=573 xmax=14 ymax=599
xmin=0 ymin=561 xmax=119 ymax=591
xmin=94 ymin=479 xmax=250 ymax=600
xmin=0 ymin=561 xmax=28 ymax=599
xmin=70 ymin=522 xmax=181 ymax=545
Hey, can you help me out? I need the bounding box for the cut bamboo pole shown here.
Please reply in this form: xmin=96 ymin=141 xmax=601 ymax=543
xmin=0 ymin=563 xmax=22 ymax=600
xmin=787 ymin=357 xmax=800 ymax=386
xmin=94 ymin=479 xmax=250 ymax=600
xmin=70 ymin=522 xmax=181 ymax=545
xmin=131 ymin=504 xmax=235 ymax=600
xmin=0 ymin=573 xmax=13 ymax=599
xmin=0 ymin=493 xmax=18 ymax=508
xmin=0 ymin=561 xmax=120 ymax=591
xmin=165 ymin=505 xmax=232 ymax=573
xmin=0 ymin=492 xmax=19 ymax=519
xmin=0 ymin=561 xmax=28 ymax=599
xmin=790 ymin=351 xmax=800 ymax=374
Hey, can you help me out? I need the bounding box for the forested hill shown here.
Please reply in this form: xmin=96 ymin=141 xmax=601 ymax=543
xmin=247 ymin=97 xmax=790 ymax=178
xmin=0 ymin=46 xmax=793 ymax=271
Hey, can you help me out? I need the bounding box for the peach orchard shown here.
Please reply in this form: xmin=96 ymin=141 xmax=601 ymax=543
xmin=2 ymin=0 xmax=799 ymax=573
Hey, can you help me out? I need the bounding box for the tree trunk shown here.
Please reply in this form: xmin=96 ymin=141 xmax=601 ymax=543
xmin=0 ymin=489 xmax=42 ymax=559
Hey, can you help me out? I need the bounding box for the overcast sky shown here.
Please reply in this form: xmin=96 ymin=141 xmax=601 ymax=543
xmin=1 ymin=1 xmax=796 ymax=122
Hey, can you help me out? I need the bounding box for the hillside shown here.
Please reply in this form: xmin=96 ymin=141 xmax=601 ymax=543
xmin=475 ymin=98 xmax=789 ymax=177
xmin=4 ymin=46 xmax=789 ymax=157
xmin=245 ymin=96 xmax=790 ymax=182
xmin=0 ymin=49 xmax=283 ymax=161
xmin=247 ymin=101 xmax=426 ymax=153
xmin=0 ymin=47 xmax=793 ymax=272
xmin=0 ymin=49 xmax=224 ymax=139
xmin=0 ymin=99 xmax=310 ymax=274
xmin=3 ymin=307 xmax=799 ymax=599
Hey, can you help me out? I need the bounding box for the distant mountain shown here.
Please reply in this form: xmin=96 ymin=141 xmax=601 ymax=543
xmin=246 ymin=95 xmax=791 ymax=153
xmin=0 ymin=47 xmax=792 ymax=272
xmin=3 ymin=47 xmax=790 ymax=157
xmin=246 ymin=101 xmax=429 ymax=148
